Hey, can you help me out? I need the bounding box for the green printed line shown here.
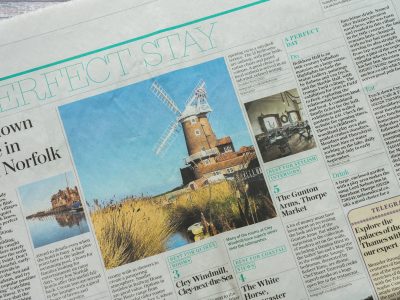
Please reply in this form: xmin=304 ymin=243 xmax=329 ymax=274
xmin=268 ymin=168 xmax=301 ymax=181
xmin=169 ymin=257 xmax=192 ymax=269
xmin=233 ymin=246 xmax=287 ymax=265
xmin=267 ymin=155 xmax=318 ymax=175
xmin=167 ymin=241 xmax=217 ymax=263
xmin=233 ymin=246 xmax=287 ymax=272
xmin=268 ymin=165 xmax=301 ymax=174
xmin=235 ymin=262 xmax=256 ymax=273
xmin=0 ymin=0 xmax=270 ymax=82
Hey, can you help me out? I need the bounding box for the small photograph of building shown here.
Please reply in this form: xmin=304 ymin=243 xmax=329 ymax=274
xmin=245 ymin=89 xmax=316 ymax=163
xmin=51 ymin=186 xmax=81 ymax=210
xmin=18 ymin=172 xmax=89 ymax=248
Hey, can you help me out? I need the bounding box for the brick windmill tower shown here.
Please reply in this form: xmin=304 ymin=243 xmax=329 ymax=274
xmin=151 ymin=80 xmax=254 ymax=187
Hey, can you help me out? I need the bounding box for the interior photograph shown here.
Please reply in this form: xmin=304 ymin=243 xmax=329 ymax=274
xmin=245 ymin=88 xmax=316 ymax=163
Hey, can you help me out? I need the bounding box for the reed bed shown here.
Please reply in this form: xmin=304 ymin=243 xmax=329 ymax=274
xmin=91 ymin=181 xmax=276 ymax=269
xmin=91 ymin=200 xmax=175 ymax=269
xmin=170 ymin=181 xmax=276 ymax=234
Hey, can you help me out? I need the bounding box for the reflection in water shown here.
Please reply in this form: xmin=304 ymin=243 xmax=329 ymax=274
xmin=27 ymin=211 xmax=90 ymax=248
xmin=54 ymin=212 xmax=86 ymax=227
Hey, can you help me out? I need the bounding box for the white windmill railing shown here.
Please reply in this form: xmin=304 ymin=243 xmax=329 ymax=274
xmin=240 ymin=167 xmax=262 ymax=180
xmin=184 ymin=148 xmax=219 ymax=164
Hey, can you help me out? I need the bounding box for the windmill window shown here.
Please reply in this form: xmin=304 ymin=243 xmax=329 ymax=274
xmin=194 ymin=129 xmax=201 ymax=136
xmin=190 ymin=117 xmax=197 ymax=124
xmin=224 ymin=145 xmax=232 ymax=152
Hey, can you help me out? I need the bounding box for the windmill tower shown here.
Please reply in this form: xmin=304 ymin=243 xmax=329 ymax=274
xmin=151 ymin=80 xmax=220 ymax=179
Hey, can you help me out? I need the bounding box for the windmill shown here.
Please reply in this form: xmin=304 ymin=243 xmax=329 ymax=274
xmin=150 ymin=78 xmax=257 ymax=188
xmin=151 ymin=79 xmax=217 ymax=159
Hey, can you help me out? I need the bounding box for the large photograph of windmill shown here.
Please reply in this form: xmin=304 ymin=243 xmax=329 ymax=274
xmin=59 ymin=58 xmax=276 ymax=269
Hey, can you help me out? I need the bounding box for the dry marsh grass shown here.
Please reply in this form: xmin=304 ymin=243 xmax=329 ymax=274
xmin=170 ymin=181 xmax=276 ymax=234
xmin=91 ymin=180 xmax=276 ymax=269
xmin=91 ymin=200 xmax=175 ymax=269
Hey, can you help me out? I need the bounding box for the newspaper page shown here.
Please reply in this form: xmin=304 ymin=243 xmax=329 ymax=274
xmin=0 ymin=0 xmax=399 ymax=299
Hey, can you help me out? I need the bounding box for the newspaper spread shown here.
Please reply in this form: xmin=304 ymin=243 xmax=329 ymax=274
xmin=0 ymin=0 xmax=399 ymax=299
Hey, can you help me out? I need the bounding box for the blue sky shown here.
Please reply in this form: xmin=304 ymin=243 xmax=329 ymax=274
xmin=59 ymin=58 xmax=252 ymax=203
xmin=19 ymin=172 xmax=77 ymax=215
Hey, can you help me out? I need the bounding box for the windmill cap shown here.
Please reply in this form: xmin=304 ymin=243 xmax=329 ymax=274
xmin=179 ymin=105 xmax=212 ymax=120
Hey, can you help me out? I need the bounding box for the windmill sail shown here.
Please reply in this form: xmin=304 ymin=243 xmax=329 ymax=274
xmin=185 ymin=80 xmax=206 ymax=106
xmin=151 ymin=81 xmax=181 ymax=115
xmin=154 ymin=120 xmax=180 ymax=156
xmin=180 ymin=79 xmax=212 ymax=119
xmin=152 ymin=79 xmax=212 ymax=156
